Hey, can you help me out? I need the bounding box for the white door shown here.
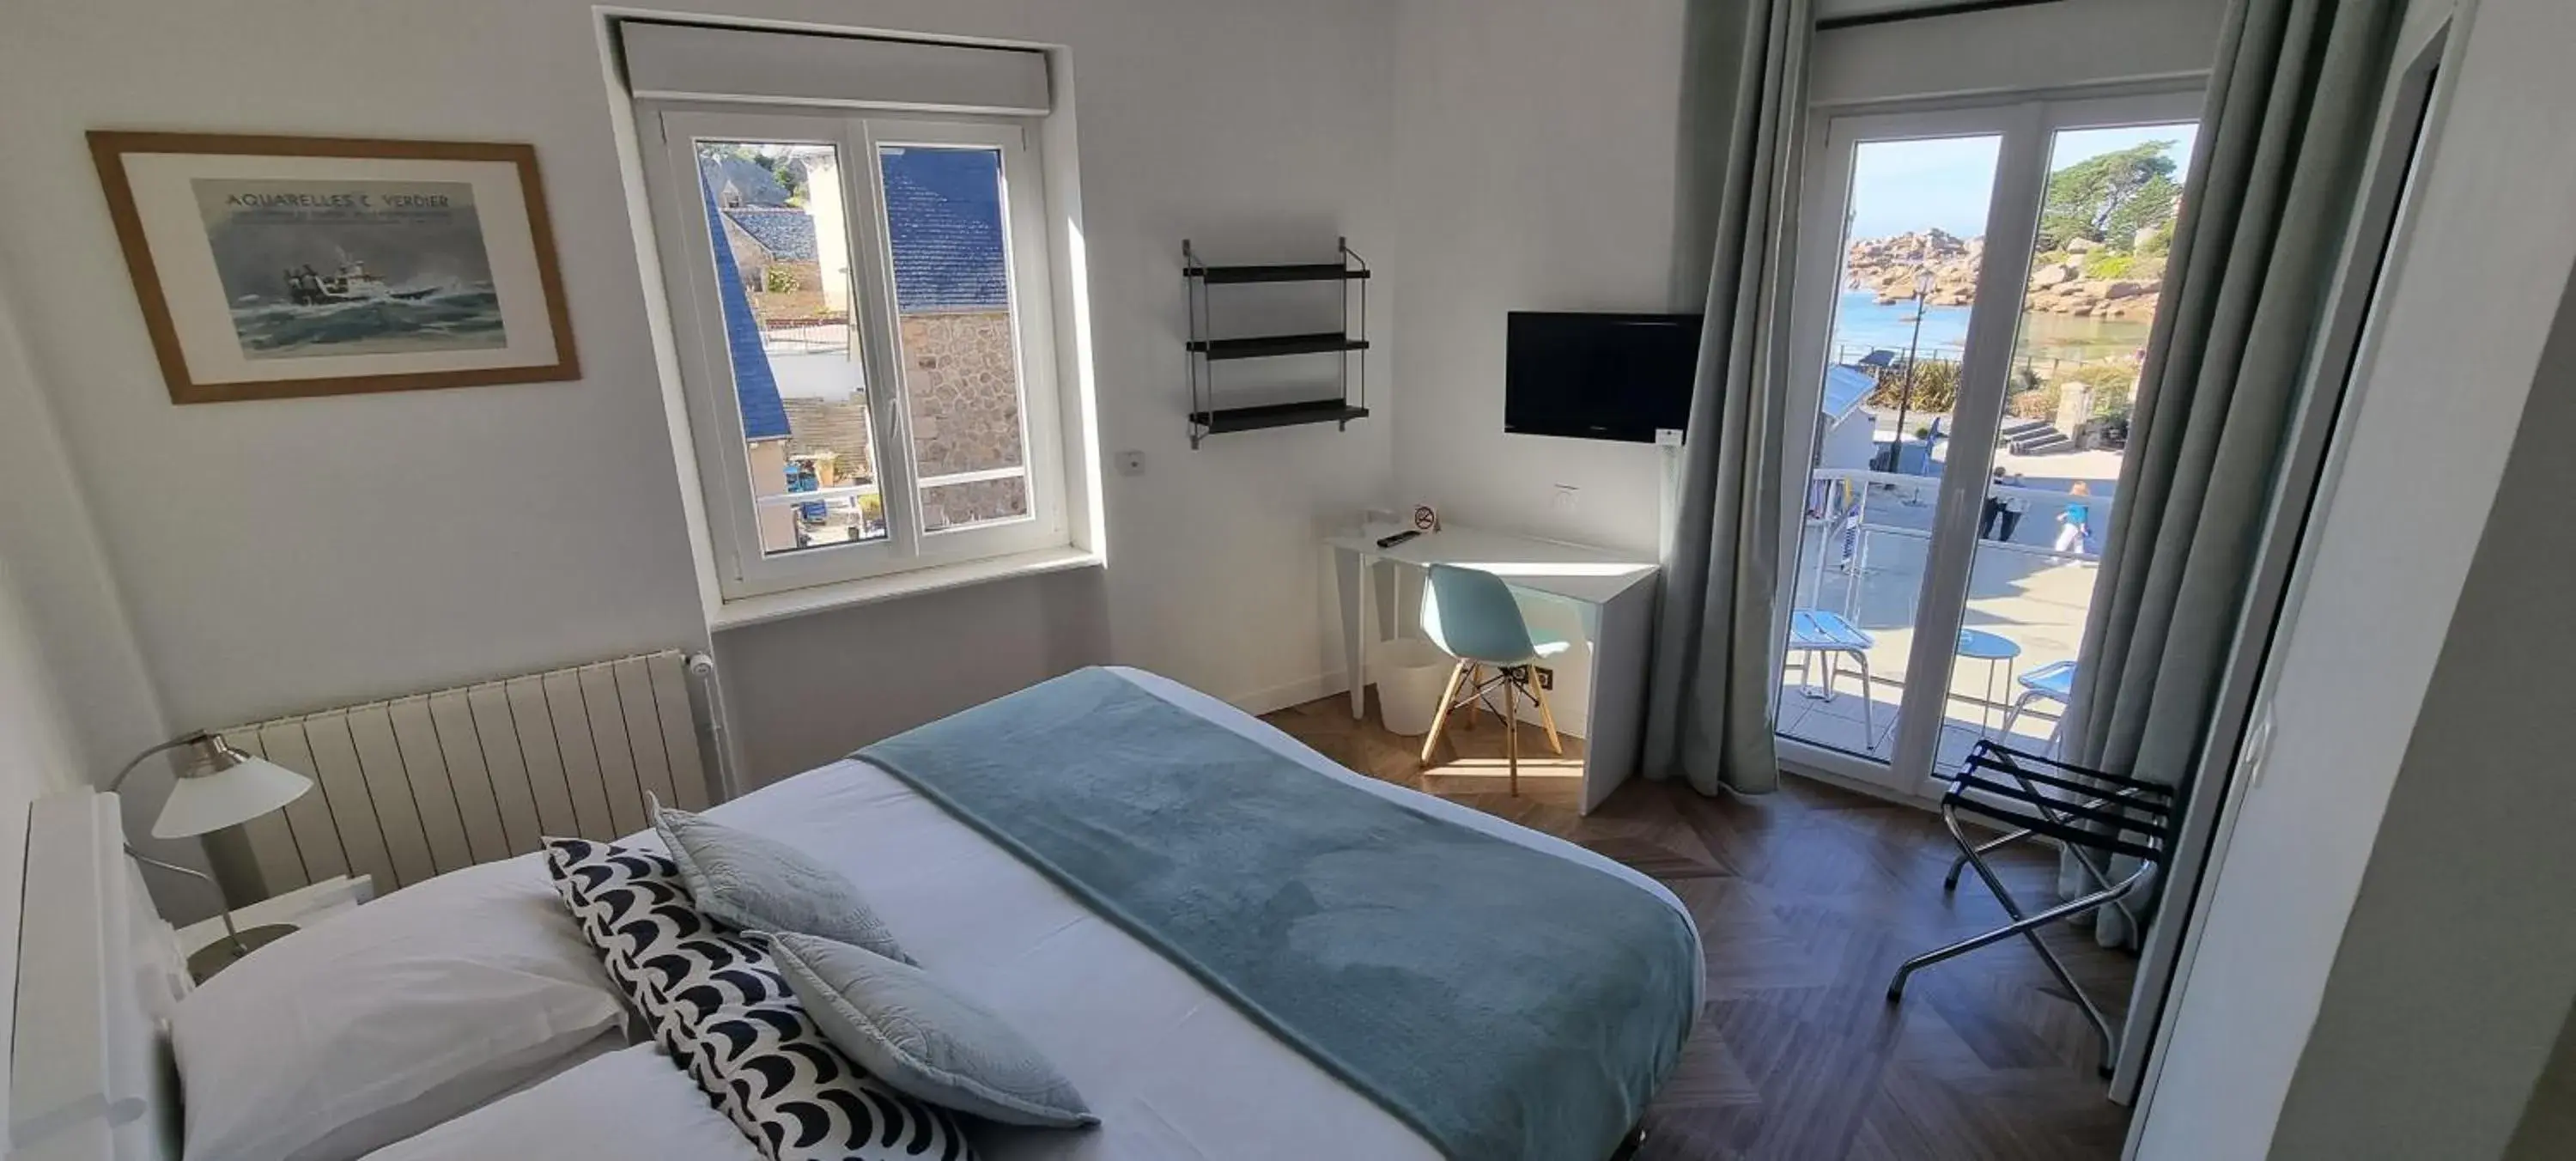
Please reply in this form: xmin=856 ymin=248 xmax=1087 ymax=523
xmin=1774 ymin=90 xmax=2205 ymax=796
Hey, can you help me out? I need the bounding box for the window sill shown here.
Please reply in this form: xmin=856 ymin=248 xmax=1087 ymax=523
xmin=706 ymin=545 xmax=1103 ymax=632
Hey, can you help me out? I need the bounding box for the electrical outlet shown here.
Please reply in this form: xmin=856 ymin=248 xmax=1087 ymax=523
xmin=1536 ymin=667 xmax=1554 ymax=690
xmin=1116 ymin=450 xmax=1146 ymax=477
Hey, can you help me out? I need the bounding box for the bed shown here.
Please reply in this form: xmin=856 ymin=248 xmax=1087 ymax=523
xmin=10 ymin=667 xmax=1701 ymax=1161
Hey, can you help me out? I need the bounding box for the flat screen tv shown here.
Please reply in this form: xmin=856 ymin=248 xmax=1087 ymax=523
xmin=1504 ymin=312 xmax=1703 ymax=443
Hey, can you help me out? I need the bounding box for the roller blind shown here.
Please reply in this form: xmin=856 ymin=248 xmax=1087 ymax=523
xmin=620 ymin=21 xmax=1051 ymax=116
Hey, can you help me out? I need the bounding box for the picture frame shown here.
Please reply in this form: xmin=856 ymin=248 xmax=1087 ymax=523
xmin=88 ymin=131 xmax=580 ymax=404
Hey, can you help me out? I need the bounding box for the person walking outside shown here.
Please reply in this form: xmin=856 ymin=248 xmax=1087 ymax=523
xmin=2055 ymin=481 xmax=2094 ymax=556
xmin=1998 ymin=472 xmax=2028 ymax=543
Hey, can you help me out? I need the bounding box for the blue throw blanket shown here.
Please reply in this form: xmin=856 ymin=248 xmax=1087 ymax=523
xmin=859 ymin=668 xmax=1700 ymax=1161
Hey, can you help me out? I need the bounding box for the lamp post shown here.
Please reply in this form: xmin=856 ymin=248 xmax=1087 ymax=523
xmin=1884 ymin=266 xmax=1936 ymax=472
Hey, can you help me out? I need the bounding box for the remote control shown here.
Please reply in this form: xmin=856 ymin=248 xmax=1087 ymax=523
xmin=1376 ymin=530 xmax=1423 ymax=549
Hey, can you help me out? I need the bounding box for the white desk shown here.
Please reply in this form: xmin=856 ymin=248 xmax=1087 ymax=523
xmin=1327 ymin=522 xmax=1660 ymax=814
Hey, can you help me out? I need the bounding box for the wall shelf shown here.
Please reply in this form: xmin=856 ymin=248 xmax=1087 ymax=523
xmin=1184 ymin=237 xmax=1369 ymax=448
xmin=1184 ymin=261 xmax=1373 ymax=286
xmin=1190 ymin=400 xmax=1371 ymax=435
xmin=1186 ymin=333 xmax=1372 ymax=361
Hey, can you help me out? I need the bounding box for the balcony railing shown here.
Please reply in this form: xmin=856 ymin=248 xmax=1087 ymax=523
xmin=1784 ymin=466 xmax=2112 ymax=767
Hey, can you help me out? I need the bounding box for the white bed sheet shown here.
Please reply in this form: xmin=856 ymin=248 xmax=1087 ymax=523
xmin=359 ymin=1044 xmax=763 ymax=1161
xmin=698 ymin=666 xmax=1697 ymax=1161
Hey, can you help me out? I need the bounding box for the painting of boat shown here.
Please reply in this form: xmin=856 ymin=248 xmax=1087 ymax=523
xmin=89 ymin=131 xmax=579 ymax=403
xmin=283 ymin=258 xmax=441 ymax=306
xmin=195 ymin=176 xmax=510 ymax=360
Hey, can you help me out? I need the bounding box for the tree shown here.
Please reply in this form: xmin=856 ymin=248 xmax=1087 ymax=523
xmin=2037 ymin=141 xmax=2180 ymax=252
xmin=767 ymin=156 xmax=807 ymax=205
xmin=1867 ymin=356 xmax=1959 ymax=414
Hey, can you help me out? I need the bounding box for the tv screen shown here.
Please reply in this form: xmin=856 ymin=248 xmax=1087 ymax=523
xmin=1504 ymin=312 xmax=1703 ymax=443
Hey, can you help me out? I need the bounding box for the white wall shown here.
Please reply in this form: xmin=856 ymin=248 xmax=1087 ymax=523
xmin=0 ymin=280 xmax=203 ymax=916
xmin=0 ymin=3 xmax=714 ymax=731
xmin=1376 ymin=0 xmax=2221 ymax=737
xmin=714 ymin=567 xmax=1112 ymax=785
xmin=0 ymin=286 xmax=158 ymax=1115
xmin=1383 ymin=0 xmax=2226 ymax=565
xmin=0 ymin=0 xmax=1395 ymax=785
xmin=2134 ymin=0 xmax=2576 ymax=1154
xmin=0 ymin=554 xmax=83 ymax=1134
xmin=2268 ymin=264 xmax=2576 ymax=1155
xmin=2508 ymin=1004 xmax=2576 ymax=1160
xmin=1388 ymin=0 xmax=1691 ymax=557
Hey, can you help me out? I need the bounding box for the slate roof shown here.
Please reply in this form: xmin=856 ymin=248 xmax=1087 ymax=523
xmin=722 ymin=207 xmax=817 ymax=262
xmin=881 ymin=149 xmax=1009 ymax=313
xmin=1823 ymin=365 xmax=1874 ymax=422
xmin=701 ymin=173 xmax=790 ymax=441
xmin=700 ymin=155 xmax=790 ymax=207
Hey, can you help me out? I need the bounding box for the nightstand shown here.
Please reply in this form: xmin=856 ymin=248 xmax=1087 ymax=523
xmin=177 ymin=874 xmax=374 ymax=980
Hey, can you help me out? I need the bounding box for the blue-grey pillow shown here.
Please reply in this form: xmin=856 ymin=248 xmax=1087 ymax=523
xmin=543 ymin=839 xmax=976 ymax=1161
xmin=766 ymin=931 xmax=1098 ymax=1129
xmin=651 ymin=800 xmax=913 ymax=965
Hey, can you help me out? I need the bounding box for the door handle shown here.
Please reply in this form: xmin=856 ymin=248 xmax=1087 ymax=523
xmin=2238 ymin=705 xmax=2276 ymax=791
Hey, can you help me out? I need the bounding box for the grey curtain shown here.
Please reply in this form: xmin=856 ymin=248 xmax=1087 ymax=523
xmin=2066 ymin=0 xmax=2401 ymax=942
xmin=1643 ymin=0 xmax=1810 ymax=797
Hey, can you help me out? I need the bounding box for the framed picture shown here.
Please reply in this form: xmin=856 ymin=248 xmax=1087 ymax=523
xmin=88 ymin=131 xmax=580 ymax=404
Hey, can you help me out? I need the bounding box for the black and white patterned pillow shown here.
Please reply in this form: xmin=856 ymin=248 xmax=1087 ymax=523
xmin=546 ymin=839 xmax=975 ymax=1161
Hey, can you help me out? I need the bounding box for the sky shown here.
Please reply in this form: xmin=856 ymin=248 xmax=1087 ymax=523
xmin=1844 ymin=122 xmax=2201 ymax=241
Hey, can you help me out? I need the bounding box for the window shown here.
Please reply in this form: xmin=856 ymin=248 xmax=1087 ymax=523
xmin=641 ymin=106 xmax=1068 ymax=601
xmin=1772 ymin=89 xmax=2203 ymax=791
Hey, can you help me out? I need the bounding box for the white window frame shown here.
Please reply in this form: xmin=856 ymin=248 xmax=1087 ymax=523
xmin=641 ymin=104 xmax=1069 ymax=602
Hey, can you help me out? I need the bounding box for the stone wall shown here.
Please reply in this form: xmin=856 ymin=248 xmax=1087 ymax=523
xmin=782 ymin=398 xmax=876 ymax=486
xmin=899 ymin=311 xmax=1028 ymax=529
xmin=769 ymin=312 xmax=1026 ymax=532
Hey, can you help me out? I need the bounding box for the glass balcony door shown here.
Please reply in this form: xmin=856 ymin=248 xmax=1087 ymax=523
xmin=1935 ymin=94 xmax=2205 ymax=775
xmin=1774 ymin=91 xmax=2202 ymax=796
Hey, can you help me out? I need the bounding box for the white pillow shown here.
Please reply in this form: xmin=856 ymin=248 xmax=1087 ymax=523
xmin=172 ymin=854 xmax=630 ymax=1161
xmin=357 ymin=1044 xmax=762 ymax=1161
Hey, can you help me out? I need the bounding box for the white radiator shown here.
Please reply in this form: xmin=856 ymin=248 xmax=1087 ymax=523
xmin=213 ymin=651 xmax=723 ymax=901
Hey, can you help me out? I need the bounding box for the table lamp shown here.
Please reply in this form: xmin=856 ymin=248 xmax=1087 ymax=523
xmin=108 ymin=731 xmax=315 ymax=980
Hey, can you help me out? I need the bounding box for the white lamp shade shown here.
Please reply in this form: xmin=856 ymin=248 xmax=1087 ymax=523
xmin=150 ymin=754 xmax=313 ymax=839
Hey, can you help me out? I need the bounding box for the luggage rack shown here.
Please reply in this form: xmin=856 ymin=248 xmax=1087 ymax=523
xmin=1182 ymin=238 xmax=1370 ymax=448
xmin=1886 ymin=739 xmax=2178 ymax=1076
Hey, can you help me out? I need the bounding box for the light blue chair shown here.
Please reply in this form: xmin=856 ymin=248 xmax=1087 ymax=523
xmin=1418 ymin=563 xmax=1571 ymax=793
xmin=1786 ymin=609 xmax=1879 ymax=742
xmin=1998 ymin=660 xmax=2077 ymax=751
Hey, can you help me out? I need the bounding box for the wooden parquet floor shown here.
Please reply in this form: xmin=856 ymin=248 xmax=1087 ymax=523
xmin=1261 ymin=691 xmax=2136 ymax=1161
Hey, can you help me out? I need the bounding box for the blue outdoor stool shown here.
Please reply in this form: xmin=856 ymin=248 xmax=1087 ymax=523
xmin=1786 ymin=610 xmax=1879 ymax=743
xmin=1998 ymin=659 xmax=2078 ymax=748
xmin=1418 ymin=563 xmax=1570 ymax=794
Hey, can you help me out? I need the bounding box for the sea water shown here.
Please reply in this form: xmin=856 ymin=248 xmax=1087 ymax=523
xmin=1826 ymin=289 xmax=2151 ymax=372
xmin=227 ymin=286 xmax=508 ymax=359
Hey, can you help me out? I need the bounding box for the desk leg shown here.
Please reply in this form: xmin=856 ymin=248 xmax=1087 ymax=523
xmin=1581 ymin=580 xmax=1656 ymax=816
xmin=1334 ymin=545 xmax=1369 ymax=720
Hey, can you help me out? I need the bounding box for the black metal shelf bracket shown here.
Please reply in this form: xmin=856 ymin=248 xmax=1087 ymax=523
xmin=1184 ymin=237 xmax=1369 ymax=449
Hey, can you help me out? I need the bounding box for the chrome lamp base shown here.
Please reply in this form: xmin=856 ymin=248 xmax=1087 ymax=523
xmin=187 ymin=922 xmax=297 ymax=982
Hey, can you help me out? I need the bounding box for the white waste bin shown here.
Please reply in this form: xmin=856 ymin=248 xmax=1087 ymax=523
xmin=1374 ymin=639 xmax=1455 ymax=737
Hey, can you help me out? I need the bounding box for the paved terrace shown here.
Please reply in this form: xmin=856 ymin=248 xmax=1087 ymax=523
xmin=1781 ymin=445 xmax=2123 ymax=773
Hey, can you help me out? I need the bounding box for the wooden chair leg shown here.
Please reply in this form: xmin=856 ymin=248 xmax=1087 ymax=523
xmin=1528 ymin=666 xmax=1564 ymax=755
xmin=1419 ymin=660 xmax=1470 ymax=767
xmin=1461 ymin=665 xmax=1482 ymax=728
xmin=1503 ymin=674 xmax=1521 ymax=796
